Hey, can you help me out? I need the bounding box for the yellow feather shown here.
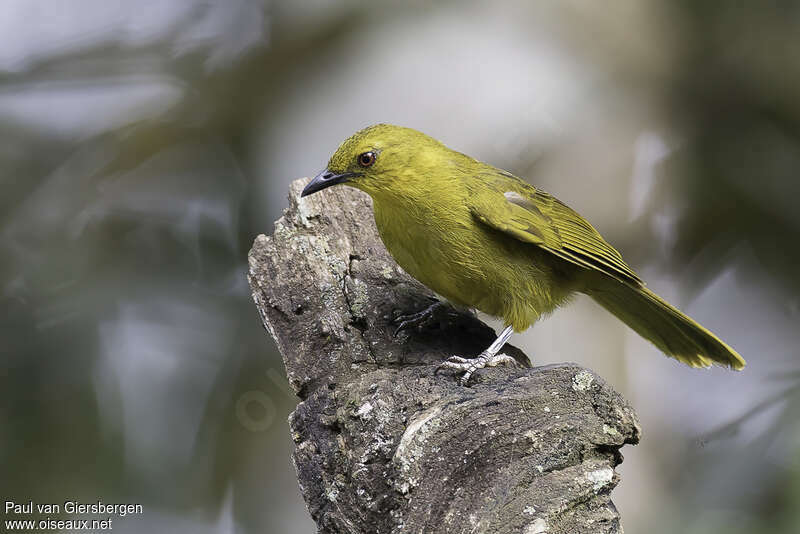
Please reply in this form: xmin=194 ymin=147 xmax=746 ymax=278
xmin=309 ymin=124 xmax=745 ymax=370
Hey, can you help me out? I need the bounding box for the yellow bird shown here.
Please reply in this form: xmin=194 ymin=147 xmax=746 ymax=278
xmin=301 ymin=124 xmax=745 ymax=384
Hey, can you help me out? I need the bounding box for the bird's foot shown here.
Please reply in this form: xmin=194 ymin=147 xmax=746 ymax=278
xmin=435 ymin=352 xmax=519 ymax=386
xmin=393 ymin=301 xmax=459 ymax=337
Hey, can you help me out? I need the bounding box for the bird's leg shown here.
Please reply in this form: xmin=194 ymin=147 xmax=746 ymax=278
xmin=436 ymin=325 xmax=518 ymax=385
xmin=393 ymin=300 xmax=459 ymax=337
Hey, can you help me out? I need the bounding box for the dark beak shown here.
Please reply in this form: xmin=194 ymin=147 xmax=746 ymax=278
xmin=301 ymin=169 xmax=359 ymax=197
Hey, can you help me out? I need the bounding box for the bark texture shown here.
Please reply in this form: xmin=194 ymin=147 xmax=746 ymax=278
xmin=247 ymin=178 xmax=642 ymax=534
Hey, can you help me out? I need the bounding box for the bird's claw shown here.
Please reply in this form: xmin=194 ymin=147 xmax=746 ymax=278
xmin=435 ymin=352 xmax=518 ymax=385
xmin=393 ymin=301 xmax=457 ymax=337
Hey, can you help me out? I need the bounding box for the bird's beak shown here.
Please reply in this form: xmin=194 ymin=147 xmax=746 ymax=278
xmin=301 ymin=169 xmax=360 ymax=197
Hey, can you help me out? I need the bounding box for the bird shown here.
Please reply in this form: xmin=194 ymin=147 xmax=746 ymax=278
xmin=301 ymin=124 xmax=745 ymax=384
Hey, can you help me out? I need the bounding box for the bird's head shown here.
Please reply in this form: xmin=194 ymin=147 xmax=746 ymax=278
xmin=301 ymin=124 xmax=457 ymax=200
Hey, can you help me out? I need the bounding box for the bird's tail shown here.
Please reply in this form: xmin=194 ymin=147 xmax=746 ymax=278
xmin=585 ymin=280 xmax=745 ymax=370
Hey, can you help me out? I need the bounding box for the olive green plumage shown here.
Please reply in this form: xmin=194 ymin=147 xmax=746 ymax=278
xmin=307 ymin=124 xmax=745 ymax=371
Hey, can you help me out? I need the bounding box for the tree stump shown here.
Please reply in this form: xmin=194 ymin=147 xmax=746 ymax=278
xmin=247 ymin=179 xmax=641 ymax=534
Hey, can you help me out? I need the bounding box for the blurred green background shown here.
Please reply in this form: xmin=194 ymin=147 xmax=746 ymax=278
xmin=1 ymin=1 xmax=799 ymax=533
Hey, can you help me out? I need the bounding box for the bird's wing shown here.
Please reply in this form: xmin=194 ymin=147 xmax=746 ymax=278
xmin=469 ymin=171 xmax=643 ymax=286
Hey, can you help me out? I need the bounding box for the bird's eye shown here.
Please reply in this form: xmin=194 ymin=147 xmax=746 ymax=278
xmin=358 ymin=151 xmax=376 ymax=167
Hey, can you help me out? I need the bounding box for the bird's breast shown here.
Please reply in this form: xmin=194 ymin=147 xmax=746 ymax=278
xmin=369 ymin=194 xmax=575 ymax=330
xmin=371 ymin=198 xmax=491 ymax=309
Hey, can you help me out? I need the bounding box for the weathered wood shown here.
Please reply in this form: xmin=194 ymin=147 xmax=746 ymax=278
xmin=247 ymin=178 xmax=641 ymax=534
